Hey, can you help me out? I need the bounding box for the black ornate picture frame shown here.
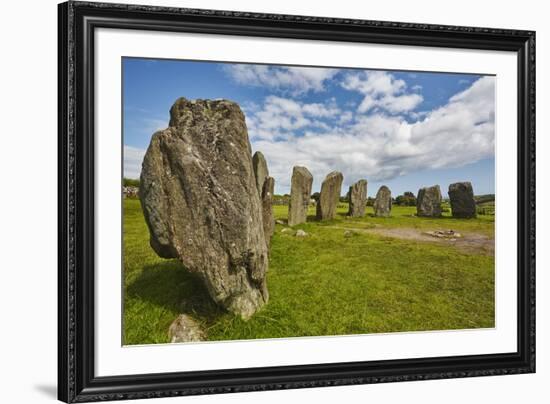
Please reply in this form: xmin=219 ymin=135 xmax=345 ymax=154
xmin=58 ymin=1 xmax=535 ymax=402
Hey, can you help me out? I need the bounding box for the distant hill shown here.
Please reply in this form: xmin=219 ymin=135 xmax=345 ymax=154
xmin=123 ymin=178 xmax=140 ymax=187
xmin=474 ymin=194 xmax=495 ymax=204
xmin=474 ymin=194 xmax=495 ymax=216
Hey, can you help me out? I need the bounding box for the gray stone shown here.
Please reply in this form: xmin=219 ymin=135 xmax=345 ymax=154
xmin=275 ymin=219 xmax=286 ymax=225
xmin=252 ymin=151 xmax=269 ymax=197
xmin=168 ymin=314 xmax=206 ymax=343
xmin=295 ymin=229 xmax=308 ymax=237
xmin=288 ymin=166 xmax=313 ymax=226
xmin=316 ymin=171 xmax=344 ymax=220
xmin=348 ymin=179 xmax=368 ymax=217
xmin=416 ymin=185 xmax=442 ymax=217
xmin=139 ymin=98 xmax=268 ymax=320
xmin=261 ymin=176 xmax=275 ymax=248
xmin=373 ymin=186 xmax=392 ymax=217
xmin=448 ymin=182 xmax=477 ymax=218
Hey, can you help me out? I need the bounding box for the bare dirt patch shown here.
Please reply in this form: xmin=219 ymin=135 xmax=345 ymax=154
xmin=330 ymin=225 xmax=494 ymax=256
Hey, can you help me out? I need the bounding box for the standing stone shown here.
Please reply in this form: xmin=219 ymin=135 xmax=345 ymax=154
xmin=316 ymin=171 xmax=344 ymax=220
xmin=252 ymin=151 xmax=269 ymax=196
xmin=416 ymin=185 xmax=442 ymax=217
xmin=448 ymin=182 xmax=477 ymax=218
xmin=348 ymin=179 xmax=368 ymax=217
xmin=139 ymin=98 xmax=268 ymax=320
xmin=288 ymin=166 xmax=313 ymax=226
xmin=168 ymin=314 xmax=206 ymax=343
xmin=373 ymin=186 xmax=392 ymax=217
xmin=261 ymin=176 xmax=275 ymax=248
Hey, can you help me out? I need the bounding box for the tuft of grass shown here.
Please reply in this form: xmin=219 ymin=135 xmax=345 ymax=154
xmin=123 ymin=199 xmax=494 ymax=345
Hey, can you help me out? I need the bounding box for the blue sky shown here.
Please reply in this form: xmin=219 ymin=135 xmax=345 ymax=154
xmin=123 ymin=58 xmax=495 ymax=197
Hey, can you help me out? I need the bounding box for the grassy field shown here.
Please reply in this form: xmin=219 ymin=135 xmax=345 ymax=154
xmin=123 ymin=198 xmax=495 ymax=345
xmin=477 ymin=200 xmax=495 ymax=216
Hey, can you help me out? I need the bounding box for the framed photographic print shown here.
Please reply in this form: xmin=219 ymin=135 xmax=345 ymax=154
xmin=58 ymin=1 xmax=535 ymax=402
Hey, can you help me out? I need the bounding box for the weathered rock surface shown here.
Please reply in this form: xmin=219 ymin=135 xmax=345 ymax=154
xmin=373 ymin=186 xmax=392 ymax=217
xmin=139 ymin=98 xmax=269 ymax=319
xmin=295 ymin=229 xmax=308 ymax=237
xmin=448 ymin=182 xmax=477 ymax=218
xmin=261 ymin=176 xmax=275 ymax=247
xmin=252 ymin=151 xmax=269 ymax=196
xmin=416 ymin=185 xmax=442 ymax=217
xmin=168 ymin=314 xmax=206 ymax=343
xmin=316 ymin=171 xmax=344 ymax=220
xmin=348 ymin=179 xmax=368 ymax=217
xmin=288 ymin=166 xmax=313 ymax=226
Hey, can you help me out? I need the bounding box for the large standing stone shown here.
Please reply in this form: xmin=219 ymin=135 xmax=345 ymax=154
xmin=288 ymin=166 xmax=313 ymax=226
xmin=416 ymin=185 xmax=442 ymax=217
xmin=261 ymin=176 xmax=275 ymax=247
xmin=316 ymin=171 xmax=344 ymax=220
xmin=348 ymin=179 xmax=368 ymax=217
xmin=373 ymin=186 xmax=392 ymax=217
xmin=139 ymin=98 xmax=268 ymax=320
xmin=252 ymin=151 xmax=269 ymax=196
xmin=448 ymin=182 xmax=477 ymax=218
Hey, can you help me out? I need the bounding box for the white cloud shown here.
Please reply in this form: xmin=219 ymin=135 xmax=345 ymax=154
xmin=358 ymin=93 xmax=423 ymax=114
xmin=407 ymin=76 xmax=495 ymax=169
xmin=251 ymin=77 xmax=495 ymax=194
xmin=339 ymin=110 xmax=353 ymax=124
xmin=223 ymin=64 xmax=339 ymax=95
xmin=342 ymin=70 xmax=423 ymax=114
xmin=342 ymin=70 xmax=406 ymax=95
xmin=302 ymin=101 xmax=340 ymax=117
xmin=245 ymin=95 xmax=340 ymax=141
xmin=123 ymin=76 xmax=495 ymax=195
xmin=124 ymin=145 xmax=145 ymax=179
xmin=408 ymin=110 xmax=429 ymax=120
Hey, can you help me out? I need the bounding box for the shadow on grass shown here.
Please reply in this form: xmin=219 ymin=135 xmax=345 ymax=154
xmin=366 ymin=213 xmax=392 ymax=218
xmin=416 ymin=215 xmax=481 ymax=221
xmin=306 ymin=213 xmax=320 ymax=222
xmin=306 ymin=212 xmax=350 ymax=223
xmin=126 ymin=260 xmax=224 ymax=322
xmin=363 ymin=212 xmax=478 ymax=221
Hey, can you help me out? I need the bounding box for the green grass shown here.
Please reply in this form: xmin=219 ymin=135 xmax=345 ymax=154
xmin=304 ymin=204 xmax=494 ymax=236
xmin=123 ymin=198 xmax=494 ymax=345
xmin=477 ymin=201 xmax=495 ymax=216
